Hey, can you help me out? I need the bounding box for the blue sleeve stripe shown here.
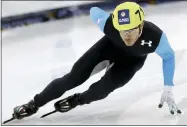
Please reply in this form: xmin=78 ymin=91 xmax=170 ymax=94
xmin=162 ymin=56 xmax=175 ymax=86
xmin=90 ymin=7 xmax=110 ymax=32
xmin=155 ymin=33 xmax=175 ymax=86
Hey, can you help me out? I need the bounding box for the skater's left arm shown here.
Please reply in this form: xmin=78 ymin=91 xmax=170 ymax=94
xmin=155 ymin=33 xmax=181 ymax=115
xmin=90 ymin=7 xmax=110 ymax=32
xmin=155 ymin=32 xmax=175 ymax=86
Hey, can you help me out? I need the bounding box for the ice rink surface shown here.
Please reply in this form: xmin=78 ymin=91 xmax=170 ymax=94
xmin=2 ymin=1 xmax=187 ymax=125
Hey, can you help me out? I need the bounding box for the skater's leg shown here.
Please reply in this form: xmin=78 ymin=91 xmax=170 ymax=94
xmin=11 ymin=36 xmax=115 ymax=120
xmin=52 ymin=56 xmax=147 ymax=113
xmin=34 ymin=36 xmax=113 ymax=107
xmin=79 ymin=56 xmax=147 ymax=105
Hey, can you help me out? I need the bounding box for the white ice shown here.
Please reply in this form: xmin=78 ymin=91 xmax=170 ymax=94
xmin=2 ymin=1 xmax=187 ymax=125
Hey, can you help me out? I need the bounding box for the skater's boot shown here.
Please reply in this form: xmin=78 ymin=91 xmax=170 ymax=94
xmin=13 ymin=100 xmax=39 ymax=119
xmin=54 ymin=93 xmax=81 ymax=113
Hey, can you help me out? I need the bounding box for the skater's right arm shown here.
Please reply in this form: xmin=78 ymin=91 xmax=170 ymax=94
xmin=90 ymin=7 xmax=110 ymax=32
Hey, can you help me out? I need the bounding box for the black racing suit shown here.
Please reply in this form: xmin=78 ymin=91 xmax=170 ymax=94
xmin=34 ymin=15 xmax=162 ymax=107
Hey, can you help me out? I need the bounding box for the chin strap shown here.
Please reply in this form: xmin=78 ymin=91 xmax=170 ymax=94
xmin=138 ymin=25 xmax=143 ymax=37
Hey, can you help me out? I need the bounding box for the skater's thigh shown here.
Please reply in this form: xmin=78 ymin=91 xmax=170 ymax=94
xmin=69 ymin=35 xmax=113 ymax=79
xmin=97 ymin=56 xmax=147 ymax=90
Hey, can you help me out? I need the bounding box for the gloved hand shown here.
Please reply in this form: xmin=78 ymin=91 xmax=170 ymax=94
xmin=158 ymin=85 xmax=182 ymax=115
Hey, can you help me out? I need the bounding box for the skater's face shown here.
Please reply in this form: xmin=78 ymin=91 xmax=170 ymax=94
xmin=119 ymin=23 xmax=144 ymax=46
